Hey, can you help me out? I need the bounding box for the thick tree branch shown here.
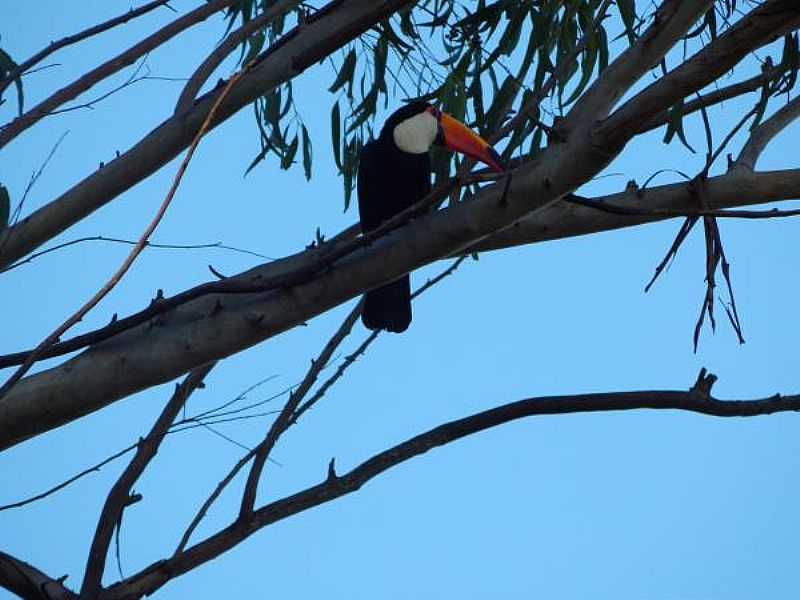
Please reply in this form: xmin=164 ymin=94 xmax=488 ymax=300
xmin=637 ymin=63 xmax=782 ymax=135
xmin=735 ymin=95 xmax=800 ymax=170
xmin=0 ymin=0 xmax=237 ymax=150
xmin=102 ymin=373 xmax=800 ymax=599
xmin=0 ymin=0 xmax=420 ymax=270
xmin=0 ymin=550 xmax=76 ymax=600
xmin=470 ymin=168 xmax=800 ymax=252
xmin=597 ymin=0 xmax=800 ymax=147
xmin=567 ymin=0 xmax=712 ymax=127
xmin=79 ymin=364 xmax=214 ymax=599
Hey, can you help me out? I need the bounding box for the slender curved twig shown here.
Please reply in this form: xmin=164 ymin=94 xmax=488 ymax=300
xmin=0 ymin=58 xmax=258 ymax=400
xmin=0 ymin=0 xmax=173 ymax=98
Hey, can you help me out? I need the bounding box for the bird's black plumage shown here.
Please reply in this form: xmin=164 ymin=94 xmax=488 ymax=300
xmin=358 ymin=102 xmax=432 ymax=333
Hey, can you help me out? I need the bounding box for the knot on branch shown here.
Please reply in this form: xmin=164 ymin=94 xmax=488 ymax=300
xmin=691 ymin=367 xmax=718 ymax=398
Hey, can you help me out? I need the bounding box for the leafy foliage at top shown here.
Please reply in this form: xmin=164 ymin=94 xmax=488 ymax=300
xmin=231 ymin=0 xmax=798 ymax=210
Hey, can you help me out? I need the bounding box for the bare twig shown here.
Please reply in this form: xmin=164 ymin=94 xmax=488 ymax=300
xmin=1 ymin=235 xmax=271 ymax=274
xmin=291 ymin=256 xmax=468 ymax=425
xmin=564 ymin=195 xmax=800 ymax=220
xmin=177 ymin=302 xmax=362 ymax=551
xmin=239 ymin=300 xmax=364 ymax=516
xmin=0 ymin=0 xmax=173 ymax=99
xmin=0 ymin=443 xmax=137 ymax=512
xmin=174 ymin=446 xmax=256 ymax=555
xmin=0 ymin=130 xmax=69 ymax=258
xmin=0 ymin=368 xmax=281 ymax=513
xmin=0 ymin=59 xmax=255 ymax=400
xmin=79 ymin=363 xmax=215 ymax=599
xmin=0 ymin=0 xmax=237 ymax=149
xmin=47 ymin=57 xmax=154 ymax=116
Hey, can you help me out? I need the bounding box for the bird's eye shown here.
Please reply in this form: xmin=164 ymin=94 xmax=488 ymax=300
xmin=427 ymin=106 xmax=441 ymax=120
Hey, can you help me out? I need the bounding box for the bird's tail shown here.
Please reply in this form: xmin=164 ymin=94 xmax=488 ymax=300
xmin=361 ymin=275 xmax=412 ymax=333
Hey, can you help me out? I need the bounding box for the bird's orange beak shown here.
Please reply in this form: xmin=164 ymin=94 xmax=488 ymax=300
xmin=427 ymin=106 xmax=504 ymax=173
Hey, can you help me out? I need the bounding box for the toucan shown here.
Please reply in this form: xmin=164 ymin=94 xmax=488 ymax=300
xmin=357 ymin=102 xmax=504 ymax=333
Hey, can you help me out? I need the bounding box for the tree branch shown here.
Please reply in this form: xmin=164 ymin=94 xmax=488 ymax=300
xmin=0 ymin=0 xmax=237 ymax=150
xmin=637 ymin=62 xmax=783 ymax=135
xmin=735 ymin=95 xmax=800 ymax=170
xmin=79 ymin=363 xmax=214 ymax=599
xmin=0 ymin=176 xmax=462 ymax=369
xmin=0 ymin=550 xmax=76 ymax=600
xmin=174 ymin=0 xmax=303 ymax=114
xmin=0 ymin=0 xmax=173 ymax=100
xmin=103 ymin=371 xmax=800 ymax=599
xmin=596 ymin=0 xmax=800 ymax=147
xmin=239 ymin=300 xmax=362 ymax=516
xmin=470 ymin=168 xmax=800 ymax=253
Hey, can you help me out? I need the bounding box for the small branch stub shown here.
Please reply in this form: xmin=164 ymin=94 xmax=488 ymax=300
xmin=691 ymin=368 xmax=718 ymax=398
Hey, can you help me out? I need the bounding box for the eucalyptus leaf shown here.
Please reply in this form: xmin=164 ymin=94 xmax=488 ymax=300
xmin=301 ymin=125 xmax=313 ymax=181
xmin=329 ymin=48 xmax=357 ymax=94
xmin=331 ymin=101 xmax=342 ymax=171
xmin=0 ymin=184 xmax=9 ymax=229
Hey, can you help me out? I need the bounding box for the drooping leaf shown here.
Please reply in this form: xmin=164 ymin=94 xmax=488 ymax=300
xmin=0 ymin=184 xmax=9 ymax=229
xmin=281 ymin=135 xmax=299 ymax=170
xmin=0 ymin=48 xmax=24 ymax=115
xmin=662 ymin=99 xmax=695 ymax=153
xmin=562 ymin=25 xmax=598 ymax=106
xmin=398 ymin=7 xmax=418 ymax=39
xmin=705 ymin=7 xmax=717 ymax=40
xmin=243 ymin=30 xmax=265 ymax=65
xmin=331 ymin=100 xmax=342 ymax=170
xmin=379 ymin=20 xmax=413 ymax=54
xmin=245 ymin=139 xmax=272 ymax=176
xmin=617 ymin=0 xmax=637 ymax=45
xmin=329 ymin=48 xmax=357 ymax=95
xmin=775 ymin=33 xmax=799 ymax=95
xmin=279 ymin=82 xmax=293 ymax=119
xmin=301 ymin=124 xmax=313 ymax=180
xmin=597 ymin=24 xmax=609 ymax=73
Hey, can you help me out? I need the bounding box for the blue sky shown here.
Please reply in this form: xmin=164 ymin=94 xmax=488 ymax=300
xmin=1 ymin=2 xmax=799 ymax=598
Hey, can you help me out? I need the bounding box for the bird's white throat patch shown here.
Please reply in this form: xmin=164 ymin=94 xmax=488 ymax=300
xmin=393 ymin=111 xmax=438 ymax=154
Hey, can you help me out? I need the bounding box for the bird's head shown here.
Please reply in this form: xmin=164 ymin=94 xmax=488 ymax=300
xmin=383 ymin=102 xmax=505 ymax=172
